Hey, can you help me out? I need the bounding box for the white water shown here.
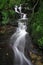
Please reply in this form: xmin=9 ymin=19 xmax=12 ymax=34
xmin=10 ymin=5 xmax=33 ymax=65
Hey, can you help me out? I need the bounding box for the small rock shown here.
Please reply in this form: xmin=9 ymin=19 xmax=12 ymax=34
xmin=37 ymin=56 xmax=42 ymax=61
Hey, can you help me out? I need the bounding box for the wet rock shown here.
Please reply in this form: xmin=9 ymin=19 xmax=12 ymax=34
xmin=30 ymin=51 xmax=43 ymax=65
xmin=24 ymin=33 xmax=43 ymax=65
xmin=35 ymin=61 xmax=43 ymax=65
xmin=37 ymin=56 xmax=41 ymax=61
xmin=24 ymin=34 xmax=33 ymax=60
xmin=0 ymin=26 xmax=17 ymax=65
xmin=30 ymin=52 xmax=37 ymax=59
xmin=0 ymin=43 xmax=14 ymax=65
xmin=0 ymin=26 xmax=16 ymax=43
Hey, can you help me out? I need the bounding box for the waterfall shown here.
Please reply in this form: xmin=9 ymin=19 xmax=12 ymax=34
xmin=10 ymin=5 xmax=33 ymax=65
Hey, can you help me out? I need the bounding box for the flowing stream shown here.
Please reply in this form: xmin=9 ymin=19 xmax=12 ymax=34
xmin=10 ymin=5 xmax=33 ymax=65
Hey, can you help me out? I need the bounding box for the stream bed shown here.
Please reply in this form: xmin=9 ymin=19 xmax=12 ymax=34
xmin=0 ymin=26 xmax=43 ymax=65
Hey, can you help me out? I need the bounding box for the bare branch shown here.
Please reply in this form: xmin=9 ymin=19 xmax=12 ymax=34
xmin=32 ymin=0 xmax=39 ymax=10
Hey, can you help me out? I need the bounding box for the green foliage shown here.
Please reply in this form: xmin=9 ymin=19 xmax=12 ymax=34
xmin=0 ymin=0 xmax=28 ymax=25
xmin=2 ymin=11 xmax=9 ymax=24
xmin=0 ymin=0 xmax=7 ymax=9
xmin=8 ymin=0 xmax=21 ymax=7
xmin=0 ymin=0 xmax=21 ymax=9
xmin=38 ymin=37 xmax=43 ymax=47
xmin=28 ymin=0 xmax=43 ymax=48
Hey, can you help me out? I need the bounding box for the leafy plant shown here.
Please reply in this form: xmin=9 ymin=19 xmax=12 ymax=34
xmin=28 ymin=0 xmax=43 ymax=48
xmin=38 ymin=37 xmax=43 ymax=47
xmin=0 ymin=0 xmax=8 ymax=9
xmin=2 ymin=11 xmax=9 ymax=25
